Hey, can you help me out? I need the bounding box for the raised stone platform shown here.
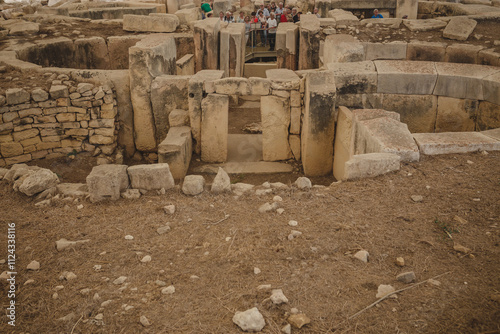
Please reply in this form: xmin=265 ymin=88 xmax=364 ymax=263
xmin=413 ymin=132 xmax=500 ymax=155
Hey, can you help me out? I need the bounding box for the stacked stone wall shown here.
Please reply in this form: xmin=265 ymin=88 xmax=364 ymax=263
xmin=0 ymin=82 xmax=118 ymax=167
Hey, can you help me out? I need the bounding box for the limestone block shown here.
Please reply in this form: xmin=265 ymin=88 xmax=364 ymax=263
xmin=89 ymin=135 xmax=114 ymax=145
xmin=220 ymin=23 xmax=246 ymax=77
xmin=327 ymin=61 xmax=377 ymax=95
xmin=169 ymin=109 xmax=189 ymax=127
xmin=214 ymin=77 xmax=249 ymax=95
xmin=151 ymin=75 xmax=190 ymax=144
xmin=482 ymin=71 xmax=500 ymax=105
xmin=333 ymin=106 xmax=354 ymax=181
xmin=127 ymin=163 xmax=175 ymax=190
xmin=328 ymin=9 xmax=359 ymax=26
xmin=13 ymin=129 xmax=39 ymax=142
xmin=443 ymin=17 xmax=477 ymax=41
xmin=176 ymin=54 xmax=195 ymax=75
xmin=201 ymin=94 xmax=228 ymax=163
xmin=31 ymin=89 xmax=49 ymax=102
xmin=129 ymin=34 xmax=177 ymax=152
xmin=175 ymin=8 xmax=201 ymax=25
xmin=74 ymin=37 xmax=110 ymax=70
xmin=435 ymin=96 xmax=477 ymax=132
xmin=276 ymin=23 xmax=299 ymax=70
xmin=403 ymin=19 xmax=447 ymax=32
xmin=107 ymin=35 xmax=145 ymax=70
xmin=289 ymin=135 xmax=301 ymax=160
xmin=364 ymin=42 xmax=407 ymax=61
xmin=5 ymin=154 xmax=31 ymax=166
xmin=478 ymin=49 xmax=500 ymax=67
xmin=123 ymin=14 xmax=179 ymax=33
xmin=194 ymin=18 xmax=220 ymax=72
xmin=433 ymin=62 xmax=500 ymax=100
xmin=445 ymin=44 xmax=484 ymax=64
xmin=355 ymin=116 xmax=420 ymax=162
xmin=6 ymin=88 xmax=30 ymax=105
xmin=266 ymin=69 xmax=301 ymax=90
xmin=290 ymin=107 xmax=301 ymax=134
xmin=298 ymin=15 xmax=321 ymax=70
xmin=49 ymin=85 xmax=69 ymax=99
xmin=344 ymin=153 xmax=400 ymax=180
xmin=396 ymin=0 xmax=418 ymax=19
xmin=249 ymin=78 xmax=271 ymax=95
xmin=86 ymin=164 xmax=129 ymax=202
xmin=413 ymin=132 xmax=500 ymax=155
xmin=301 ymin=71 xmax=336 ymax=176
xmin=323 ymin=34 xmax=364 ymax=63
xmin=477 ymin=101 xmax=500 ymax=131
xmin=18 ymin=168 xmax=59 ymax=197
xmin=189 ymin=70 xmax=225 ymax=153
xmin=1 ymin=142 xmax=24 ymax=157
xmin=261 ymin=95 xmax=292 ymax=161
xmin=8 ymin=22 xmax=40 ymax=35
xmin=158 ymin=126 xmax=192 ymax=179
xmin=482 ymin=128 xmax=500 ymax=141
xmin=182 ymin=175 xmax=205 ymax=195
xmin=406 ymin=41 xmax=446 ymax=62
xmin=382 ymin=94 xmax=437 ymax=133
xmin=375 ymin=60 xmax=437 ymax=95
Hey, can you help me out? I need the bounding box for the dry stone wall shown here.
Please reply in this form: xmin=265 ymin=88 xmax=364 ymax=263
xmin=0 ymin=82 xmax=118 ymax=167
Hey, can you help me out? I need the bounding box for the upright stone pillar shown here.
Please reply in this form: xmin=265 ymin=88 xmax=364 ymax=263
xmin=129 ymin=35 xmax=177 ymax=152
xmin=276 ymin=23 xmax=299 ymax=70
xmin=315 ymin=0 xmax=331 ymax=18
xmin=261 ymin=95 xmax=292 ymax=161
xmin=194 ymin=18 xmax=220 ymax=73
xmin=213 ymin=0 xmax=231 ymax=14
xmin=298 ymin=14 xmax=321 ymax=70
xmin=301 ymin=71 xmax=336 ymax=176
xmin=201 ymin=94 xmax=229 ymax=162
xmin=396 ymin=0 xmax=418 ymax=19
xmin=220 ymin=23 xmax=246 ymax=77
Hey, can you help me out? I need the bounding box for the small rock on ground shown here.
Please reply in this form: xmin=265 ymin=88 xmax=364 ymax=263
xmin=232 ymin=307 xmax=266 ymax=332
xmin=396 ymin=271 xmax=416 ymax=283
xmin=27 ymin=260 xmax=40 ymax=270
xmin=270 ymin=289 xmax=289 ymax=304
xmin=211 ymin=167 xmax=231 ymax=193
xmin=288 ymin=313 xmax=311 ymax=329
xmin=161 ymin=285 xmax=175 ymax=294
xmin=411 ymin=195 xmax=423 ymax=202
xmin=295 ymin=177 xmax=312 ymax=189
xmin=354 ymin=250 xmax=369 ymax=263
xmin=164 ymin=204 xmax=175 ymax=214
xmin=395 ymin=257 xmax=405 ymax=267
xmin=182 ymin=175 xmax=205 ymax=196
xmin=140 ymin=315 xmax=151 ymax=327
xmin=376 ymin=284 xmax=397 ymax=298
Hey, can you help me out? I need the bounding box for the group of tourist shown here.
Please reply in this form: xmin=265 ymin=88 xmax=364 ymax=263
xmin=201 ymin=1 xmax=309 ymax=51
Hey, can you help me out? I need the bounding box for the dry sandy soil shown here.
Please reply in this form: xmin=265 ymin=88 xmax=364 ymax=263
xmin=0 ymin=151 xmax=499 ymax=333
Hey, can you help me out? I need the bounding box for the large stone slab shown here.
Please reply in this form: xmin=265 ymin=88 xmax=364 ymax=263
xmin=482 ymin=71 xmax=500 ymax=105
xmin=107 ymin=35 xmax=145 ymax=70
xmin=299 ymin=14 xmax=321 ymax=70
xmin=443 ymin=17 xmax=477 ymax=41
xmin=364 ymin=42 xmax=407 ymax=61
xmin=435 ymin=96 xmax=477 ymax=132
xmin=18 ymin=168 xmax=60 ymax=197
xmin=123 ymin=14 xmax=179 ymax=32
xmin=194 ymin=18 xmax=220 ymax=72
xmin=375 ymin=60 xmax=437 ymax=95
xmin=413 ymin=132 xmax=500 ymax=155
xmin=276 ymin=23 xmax=299 ymax=70
xmin=344 ymin=153 xmax=401 ymax=180
xmin=74 ymin=37 xmax=110 ymax=70
xmin=433 ymin=62 xmax=500 ymax=100
xmin=127 ymin=163 xmax=175 ymax=190
xmin=129 ymin=35 xmax=177 ymax=152
xmin=201 ymin=94 xmax=228 ymax=163
xmin=328 ymin=9 xmax=359 ymax=25
xmin=477 ymin=101 xmax=500 ymax=131
xmin=403 ymin=19 xmax=447 ymax=32
xmin=327 ymin=61 xmax=377 ymax=94
xmin=261 ymin=95 xmax=292 ymax=161
xmin=478 ymin=49 xmax=500 ymax=67
xmin=445 ymin=44 xmax=485 ymax=64
xmin=86 ymin=165 xmax=129 ymax=202
xmin=265 ymin=69 xmax=301 ymax=90
xmin=382 ymin=94 xmax=438 ymax=133
xmin=481 ymin=128 xmax=500 ymax=141
xmin=301 ymin=71 xmax=336 ymax=176
xmin=175 ymin=7 xmax=201 ymax=24
xmin=355 ymin=116 xmax=420 ymax=162
xmin=406 ymin=41 xmax=446 ymax=62
xmin=158 ymin=126 xmax=193 ymax=179
xmin=333 ymin=106 xmax=354 ymax=181
xmin=323 ymin=34 xmax=364 ymax=63
xmin=220 ymin=23 xmax=246 ymax=77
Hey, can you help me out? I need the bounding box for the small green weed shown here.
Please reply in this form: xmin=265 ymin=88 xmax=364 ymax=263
xmin=434 ymin=218 xmax=459 ymax=239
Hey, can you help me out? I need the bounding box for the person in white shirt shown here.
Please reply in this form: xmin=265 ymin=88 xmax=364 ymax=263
xmin=266 ymin=12 xmax=278 ymax=51
xmin=236 ymin=11 xmax=245 ymax=23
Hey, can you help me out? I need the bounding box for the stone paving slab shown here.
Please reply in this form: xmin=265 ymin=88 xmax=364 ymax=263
xmin=480 ymin=128 xmax=500 ymax=141
xmin=413 ymin=132 xmax=500 ymax=155
xmin=403 ymin=19 xmax=447 ymax=32
xmin=442 ymin=17 xmax=477 ymax=41
xmin=193 ymin=161 xmax=293 ymax=174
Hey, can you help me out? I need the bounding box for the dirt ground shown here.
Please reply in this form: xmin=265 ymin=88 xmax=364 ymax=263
xmin=0 ymin=151 xmax=499 ymax=333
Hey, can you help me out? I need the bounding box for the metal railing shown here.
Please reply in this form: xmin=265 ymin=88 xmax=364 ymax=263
xmin=245 ymin=24 xmax=277 ymax=62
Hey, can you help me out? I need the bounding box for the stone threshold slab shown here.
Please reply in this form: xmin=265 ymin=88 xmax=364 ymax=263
xmin=193 ymin=161 xmax=293 ymax=174
xmin=413 ymin=132 xmax=500 ymax=155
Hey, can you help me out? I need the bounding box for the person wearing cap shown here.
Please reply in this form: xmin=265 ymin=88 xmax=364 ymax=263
xmin=372 ymin=9 xmax=383 ymax=18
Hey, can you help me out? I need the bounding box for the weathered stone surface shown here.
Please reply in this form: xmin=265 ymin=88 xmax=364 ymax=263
xmin=6 ymin=88 xmax=30 ymax=105
xmin=158 ymin=126 xmax=192 ymax=179
xmin=194 ymin=18 xmax=220 ymax=72
xmin=266 ymin=69 xmax=301 ymax=90
xmin=232 ymin=307 xmax=266 ymax=332
xmin=364 ymin=42 xmax=407 ymax=61
xmin=211 ymin=167 xmax=231 ymax=193
xmin=445 ymin=44 xmax=484 ymax=64
xmin=86 ymin=165 xmax=129 ymax=202
xmin=356 ymin=116 xmax=420 ymax=162
xmin=443 ymin=17 xmax=477 ymax=41
xmin=182 ymin=175 xmax=205 ymax=195
xmin=289 ymin=134 xmax=301 ymax=160
xmin=49 ymin=85 xmax=69 ymax=99
xmin=1 ymin=142 xmax=24 ymax=158
xmin=288 ymin=313 xmax=311 ymax=329
xmin=175 ymin=7 xmax=201 ymax=25
xmin=299 ymin=14 xmax=321 ymax=70
xmin=56 ymin=183 xmax=88 ymax=197
xmin=8 ymin=21 xmax=40 ymax=35
xmin=127 ymin=163 xmax=175 ymax=190
xmin=375 ymin=60 xmax=437 ymax=95
xmin=220 ymin=23 xmax=246 ymax=77
xmin=31 ymin=89 xmax=49 ymax=102
xmin=396 ymin=0 xmax=418 ymax=19
xmin=327 ymin=61 xmax=377 ymax=94
xmin=328 ymin=8 xmax=359 ymax=25
xmin=261 ymin=95 xmax=292 ymax=161
xmin=74 ymin=37 xmax=110 ymax=70
xmin=478 ymin=49 xmax=500 ymax=67
xmin=123 ymin=14 xmax=179 ymax=33
xmin=18 ymin=168 xmax=59 ymax=196
xmin=413 ymin=132 xmax=500 ymax=155
xmin=107 ymin=35 xmax=145 ymax=70
xmin=406 ymin=41 xmax=446 ymax=62
xmin=176 ymin=54 xmax=194 ymax=75
xmin=323 ymin=34 xmax=364 ymax=63
xmin=168 ymin=109 xmax=189 ymax=127
xmin=214 ymin=77 xmax=249 ymax=95
xmin=482 ymin=71 xmax=500 ymax=105
xmin=403 ymin=19 xmax=447 ymax=32
xmin=436 ymin=97 xmax=477 ymax=132
xmin=482 ymin=128 xmax=500 ymax=141
xmin=433 ymin=63 xmax=500 ymax=100
xmin=333 ymin=106 xmax=354 ymax=181
xmin=344 ymin=153 xmax=400 ymax=180
xmin=477 ymin=101 xmax=500 ymax=131
xmin=201 ymin=94 xmax=228 ymax=163
xmin=397 ymin=271 xmax=416 ymax=283
xmin=276 ymin=23 xmax=299 ymax=70
xmin=382 ymin=94 xmax=438 ymax=133
xmin=301 ymin=71 xmax=336 ymax=176
xmin=129 ymin=34 xmax=177 ymax=151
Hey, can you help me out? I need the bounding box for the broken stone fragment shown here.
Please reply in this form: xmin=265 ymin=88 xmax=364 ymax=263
xmin=288 ymin=313 xmax=311 ymax=329
xmin=396 ymin=271 xmax=416 ymax=283
xmin=55 ymin=238 xmax=90 ymax=251
xmin=232 ymin=307 xmax=266 ymax=332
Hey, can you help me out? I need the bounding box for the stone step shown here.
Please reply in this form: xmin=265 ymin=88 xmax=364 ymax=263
xmin=193 ymin=161 xmax=293 ymax=174
xmin=227 ymin=134 xmax=263 ymax=162
xmin=413 ymin=132 xmax=500 ymax=155
xmin=481 ymin=128 xmax=500 ymax=141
